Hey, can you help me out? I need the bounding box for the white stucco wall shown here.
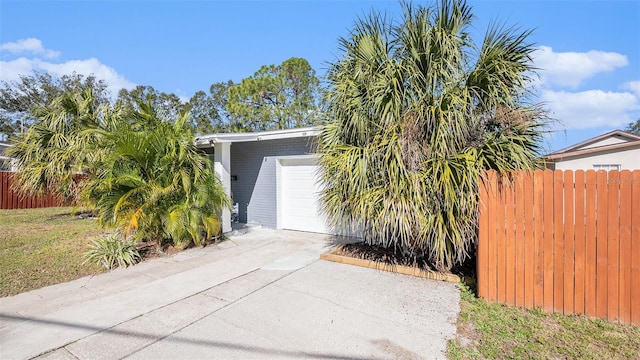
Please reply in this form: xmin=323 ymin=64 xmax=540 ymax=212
xmin=552 ymin=146 xmax=640 ymax=171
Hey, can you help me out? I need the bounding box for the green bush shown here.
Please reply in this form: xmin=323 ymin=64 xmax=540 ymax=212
xmin=84 ymin=232 xmax=140 ymax=270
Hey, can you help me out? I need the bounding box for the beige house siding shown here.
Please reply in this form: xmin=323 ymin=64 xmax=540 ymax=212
xmin=550 ymin=146 xmax=640 ymax=171
xmin=579 ymin=135 xmax=629 ymax=149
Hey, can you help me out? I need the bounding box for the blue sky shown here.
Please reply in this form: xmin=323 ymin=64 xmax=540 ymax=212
xmin=1 ymin=0 xmax=639 ymax=152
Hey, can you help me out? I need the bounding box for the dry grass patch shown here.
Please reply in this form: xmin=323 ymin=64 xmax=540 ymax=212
xmin=0 ymin=207 xmax=104 ymax=297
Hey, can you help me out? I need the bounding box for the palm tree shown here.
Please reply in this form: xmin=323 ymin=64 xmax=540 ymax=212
xmin=319 ymin=0 xmax=548 ymax=270
xmin=85 ymin=101 xmax=230 ymax=247
xmin=10 ymin=87 xmax=230 ymax=248
xmin=7 ymin=86 xmax=113 ymax=201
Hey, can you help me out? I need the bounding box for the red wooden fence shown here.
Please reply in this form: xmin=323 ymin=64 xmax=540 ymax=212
xmin=477 ymin=169 xmax=640 ymax=325
xmin=0 ymin=171 xmax=74 ymax=209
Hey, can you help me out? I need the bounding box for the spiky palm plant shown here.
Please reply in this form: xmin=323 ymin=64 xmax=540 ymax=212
xmin=7 ymin=87 xmax=114 ymax=201
xmin=319 ymin=0 xmax=548 ymax=270
xmin=85 ymin=102 xmax=231 ymax=247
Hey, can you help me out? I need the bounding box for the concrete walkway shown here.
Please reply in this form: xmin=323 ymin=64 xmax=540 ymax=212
xmin=0 ymin=228 xmax=460 ymax=360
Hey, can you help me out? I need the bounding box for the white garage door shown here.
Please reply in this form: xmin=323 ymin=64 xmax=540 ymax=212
xmin=280 ymin=157 xmax=331 ymax=234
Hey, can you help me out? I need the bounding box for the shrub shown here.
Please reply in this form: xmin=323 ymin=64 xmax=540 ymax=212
xmin=319 ymin=0 xmax=547 ymax=270
xmin=84 ymin=232 xmax=140 ymax=270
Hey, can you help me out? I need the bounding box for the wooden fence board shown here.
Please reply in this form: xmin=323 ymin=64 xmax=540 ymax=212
xmin=607 ymin=171 xmax=620 ymax=321
xmin=478 ymin=169 xmax=639 ymax=326
xmin=515 ymin=172 xmax=526 ymax=307
xmin=553 ymin=170 xmax=564 ymax=313
xmin=1 ymin=172 xmax=7 ymax=209
xmin=543 ymin=170 xmax=554 ymax=312
xmin=497 ymin=176 xmax=507 ymax=304
xmin=533 ymin=170 xmax=545 ymax=308
xmin=0 ymin=172 xmax=76 ymax=209
xmin=584 ymin=171 xmax=598 ymax=318
xmin=631 ymin=171 xmax=640 ymax=325
xmin=523 ymin=172 xmax=535 ymax=308
xmin=574 ymin=170 xmax=586 ymax=315
xmin=595 ymin=170 xmax=608 ymax=319
xmin=563 ymin=170 xmax=575 ymax=315
xmin=505 ymin=177 xmax=516 ymax=306
xmin=487 ymin=171 xmax=498 ymax=301
xmin=619 ymin=171 xmax=632 ymax=323
xmin=477 ymin=172 xmax=490 ymax=299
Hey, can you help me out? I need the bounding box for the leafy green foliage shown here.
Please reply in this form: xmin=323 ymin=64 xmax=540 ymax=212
xmin=183 ymin=80 xmax=236 ymax=134
xmin=9 ymin=86 xmax=231 ymax=249
xmin=0 ymin=71 xmax=110 ymax=141
xmin=186 ymin=90 xmax=222 ymax=134
xmin=84 ymin=231 xmax=140 ymax=270
xmin=116 ymin=85 xmax=186 ymax=121
xmin=227 ymin=57 xmax=322 ymax=131
xmin=7 ymin=85 xmax=117 ymax=200
xmin=319 ymin=0 xmax=548 ymax=270
xmin=625 ymin=118 xmax=640 ymax=135
xmin=85 ymin=101 xmax=231 ymax=247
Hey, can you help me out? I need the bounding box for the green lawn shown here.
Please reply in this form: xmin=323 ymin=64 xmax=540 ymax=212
xmin=448 ymin=284 xmax=640 ymax=359
xmin=0 ymin=207 xmax=104 ymax=297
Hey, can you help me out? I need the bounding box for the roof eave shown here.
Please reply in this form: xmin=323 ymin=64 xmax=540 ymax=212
xmin=545 ymin=141 xmax=640 ymax=161
xmin=195 ymin=126 xmax=323 ymax=146
xmin=548 ymin=129 xmax=640 ymax=156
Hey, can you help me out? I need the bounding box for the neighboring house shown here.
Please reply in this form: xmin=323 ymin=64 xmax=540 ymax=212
xmin=0 ymin=142 xmax=16 ymax=171
xmin=195 ymin=126 xmax=332 ymax=234
xmin=545 ymin=130 xmax=640 ymax=171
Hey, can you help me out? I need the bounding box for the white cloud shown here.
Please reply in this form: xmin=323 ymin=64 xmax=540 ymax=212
xmin=0 ymin=38 xmax=60 ymax=59
xmin=0 ymin=38 xmax=135 ymax=97
xmin=0 ymin=57 xmax=34 ymax=82
xmin=38 ymin=58 xmax=135 ymax=94
xmin=623 ymin=80 xmax=640 ymax=98
xmin=533 ymin=46 xmax=628 ymax=88
xmin=1 ymin=57 xmax=136 ymax=97
xmin=542 ymin=89 xmax=639 ymax=130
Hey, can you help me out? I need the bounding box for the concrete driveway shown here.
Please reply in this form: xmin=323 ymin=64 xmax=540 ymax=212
xmin=0 ymin=228 xmax=460 ymax=360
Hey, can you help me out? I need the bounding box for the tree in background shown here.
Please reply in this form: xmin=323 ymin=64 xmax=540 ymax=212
xmin=184 ymin=80 xmax=235 ymax=134
xmin=186 ymin=90 xmax=221 ymax=134
xmin=227 ymin=57 xmax=322 ymax=131
xmin=1 ymin=63 xmax=323 ymax=138
xmin=319 ymin=0 xmax=548 ymax=270
xmin=0 ymin=72 xmax=110 ymax=140
xmin=116 ymin=85 xmax=186 ymax=121
xmin=625 ymin=119 xmax=640 ymax=135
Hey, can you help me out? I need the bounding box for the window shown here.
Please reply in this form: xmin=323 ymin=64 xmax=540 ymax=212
xmin=592 ymin=164 xmax=621 ymax=171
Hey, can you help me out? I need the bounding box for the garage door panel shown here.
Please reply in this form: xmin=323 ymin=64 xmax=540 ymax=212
xmin=280 ymin=160 xmax=330 ymax=234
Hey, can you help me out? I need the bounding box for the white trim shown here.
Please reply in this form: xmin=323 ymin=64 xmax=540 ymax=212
xmin=545 ymin=141 xmax=640 ymax=161
xmin=547 ymin=129 xmax=640 ymax=157
xmin=195 ymin=126 xmax=322 ymax=146
xmin=213 ymin=142 xmax=232 ymax=233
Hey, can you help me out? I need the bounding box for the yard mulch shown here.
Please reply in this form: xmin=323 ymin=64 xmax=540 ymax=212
xmin=333 ymin=242 xmax=476 ymax=279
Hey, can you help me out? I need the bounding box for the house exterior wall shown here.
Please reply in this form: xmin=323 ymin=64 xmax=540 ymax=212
xmin=230 ymin=136 xmax=317 ymax=226
xmin=551 ymin=146 xmax=640 ymax=171
xmin=579 ymin=135 xmax=629 ymax=150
